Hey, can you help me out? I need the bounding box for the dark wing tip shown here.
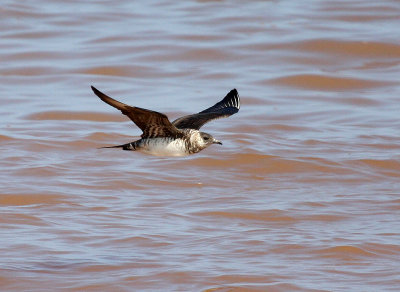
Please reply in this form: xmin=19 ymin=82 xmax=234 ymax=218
xmin=91 ymin=85 xmax=129 ymax=111
xmin=91 ymin=85 xmax=108 ymax=102
xmin=198 ymin=88 xmax=240 ymax=114
xmin=91 ymin=85 xmax=99 ymax=94
xmin=207 ymin=88 xmax=240 ymax=113
xmin=91 ymin=85 xmax=107 ymax=101
xmin=227 ymin=88 xmax=240 ymax=110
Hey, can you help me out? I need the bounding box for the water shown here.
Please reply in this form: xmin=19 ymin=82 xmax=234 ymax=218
xmin=1 ymin=0 xmax=400 ymax=291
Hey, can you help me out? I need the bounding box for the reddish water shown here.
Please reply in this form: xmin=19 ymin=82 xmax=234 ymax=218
xmin=1 ymin=1 xmax=400 ymax=291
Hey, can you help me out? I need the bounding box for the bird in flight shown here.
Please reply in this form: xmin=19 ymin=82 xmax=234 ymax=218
xmin=91 ymin=86 xmax=240 ymax=156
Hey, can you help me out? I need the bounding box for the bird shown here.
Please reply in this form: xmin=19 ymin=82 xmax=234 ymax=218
xmin=91 ymin=86 xmax=240 ymax=156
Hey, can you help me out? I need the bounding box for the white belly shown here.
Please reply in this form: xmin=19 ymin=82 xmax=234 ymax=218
xmin=139 ymin=138 xmax=189 ymax=157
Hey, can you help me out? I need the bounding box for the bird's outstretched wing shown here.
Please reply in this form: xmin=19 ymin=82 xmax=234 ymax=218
xmin=172 ymin=89 xmax=240 ymax=130
xmin=91 ymin=86 xmax=182 ymax=138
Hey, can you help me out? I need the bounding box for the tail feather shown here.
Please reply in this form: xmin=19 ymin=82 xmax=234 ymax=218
xmin=99 ymin=142 xmax=136 ymax=151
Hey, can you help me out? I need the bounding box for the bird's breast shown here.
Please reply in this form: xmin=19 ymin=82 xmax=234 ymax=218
xmin=138 ymin=138 xmax=189 ymax=157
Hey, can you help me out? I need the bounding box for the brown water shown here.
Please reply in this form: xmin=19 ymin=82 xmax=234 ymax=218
xmin=1 ymin=1 xmax=400 ymax=291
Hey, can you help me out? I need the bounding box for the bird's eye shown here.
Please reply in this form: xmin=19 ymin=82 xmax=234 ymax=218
xmin=204 ymin=136 xmax=209 ymax=140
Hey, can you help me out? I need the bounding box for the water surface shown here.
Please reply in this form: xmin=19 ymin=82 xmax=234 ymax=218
xmin=1 ymin=0 xmax=400 ymax=291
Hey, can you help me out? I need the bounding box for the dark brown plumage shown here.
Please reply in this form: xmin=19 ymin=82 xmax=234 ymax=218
xmin=91 ymin=86 xmax=240 ymax=156
xmin=91 ymin=86 xmax=240 ymax=135
xmin=91 ymin=86 xmax=182 ymax=139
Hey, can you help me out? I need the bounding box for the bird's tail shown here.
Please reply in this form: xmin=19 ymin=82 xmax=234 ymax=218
xmin=98 ymin=142 xmax=136 ymax=151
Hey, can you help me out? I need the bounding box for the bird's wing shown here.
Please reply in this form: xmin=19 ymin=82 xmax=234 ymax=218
xmin=172 ymin=89 xmax=240 ymax=130
xmin=91 ymin=86 xmax=182 ymax=138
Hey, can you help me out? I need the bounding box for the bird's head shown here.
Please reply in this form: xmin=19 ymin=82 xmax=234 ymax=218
xmin=200 ymin=132 xmax=222 ymax=147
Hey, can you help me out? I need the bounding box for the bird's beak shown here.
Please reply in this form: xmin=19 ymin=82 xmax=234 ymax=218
xmin=213 ymin=139 xmax=222 ymax=145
